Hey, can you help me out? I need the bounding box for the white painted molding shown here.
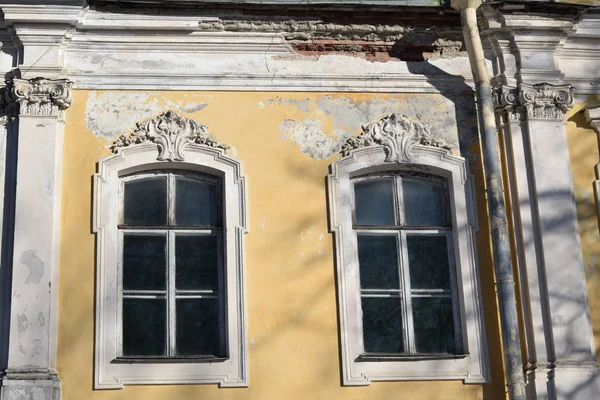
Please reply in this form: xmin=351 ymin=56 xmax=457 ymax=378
xmin=584 ymin=105 xmax=600 ymax=235
xmin=327 ymin=141 xmax=489 ymax=385
xmin=94 ymin=117 xmax=248 ymax=388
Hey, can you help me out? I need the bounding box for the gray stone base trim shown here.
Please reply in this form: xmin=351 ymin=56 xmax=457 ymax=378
xmin=1 ymin=369 xmax=60 ymax=400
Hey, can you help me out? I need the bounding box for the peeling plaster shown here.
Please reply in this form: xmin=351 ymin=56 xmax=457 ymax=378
xmin=267 ymin=97 xmax=311 ymax=113
xmin=85 ymin=91 xmax=208 ymax=139
xmin=32 ymin=339 xmax=43 ymax=358
xmin=278 ymin=119 xmax=352 ymax=159
xmin=38 ymin=312 xmax=46 ymax=327
xmin=17 ymin=314 xmax=27 ymax=334
xmin=21 ymin=250 xmax=44 ymax=284
xmin=272 ymin=95 xmax=477 ymax=159
xmin=196 ymin=19 xmax=463 ymax=49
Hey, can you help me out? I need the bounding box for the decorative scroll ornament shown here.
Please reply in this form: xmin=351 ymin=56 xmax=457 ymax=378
xmin=520 ymin=83 xmax=573 ymax=120
xmin=110 ymin=110 xmax=229 ymax=161
xmin=340 ymin=113 xmax=452 ymax=162
xmin=493 ymin=85 xmax=524 ymax=122
xmin=0 ymin=77 xmax=72 ymax=118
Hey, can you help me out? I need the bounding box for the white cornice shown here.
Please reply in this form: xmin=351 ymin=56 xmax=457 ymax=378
xmin=67 ymin=31 xmax=294 ymax=54
xmin=1 ymin=5 xmax=83 ymax=24
xmin=77 ymin=8 xmax=218 ymax=30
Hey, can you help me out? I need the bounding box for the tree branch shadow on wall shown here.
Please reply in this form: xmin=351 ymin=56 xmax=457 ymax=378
xmin=407 ymin=58 xmax=600 ymax=398
xmin=406 ymin=59 xmax=507 ymax=400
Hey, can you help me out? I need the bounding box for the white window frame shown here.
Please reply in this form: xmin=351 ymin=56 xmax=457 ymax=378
xmin=328 ymin=144 xmax=489 ymax=385
xmin=93 ymin=142 xmax=248 ymax=388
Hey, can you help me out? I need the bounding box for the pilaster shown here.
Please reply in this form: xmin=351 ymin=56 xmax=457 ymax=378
xmin=494 ymin=82 xmax=600 ymax=400
xmin=0 ymin=77 xmax=72 ymax=400
xmin=483 ymin=4 xmax=600 ymax=397
xmin=584 ymin=106 xmax=600 ymax=234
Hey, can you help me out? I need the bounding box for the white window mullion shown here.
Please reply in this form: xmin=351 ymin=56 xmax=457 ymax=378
xmin=395 ymin=175 xmax=404 ymax=225
xmin=167 ymin=229 xmax=176 ymax=356
xmin=168 ymin=173 xmax=175 ymax=225
xmin=399 ymin=230 xmax=415 ymax=354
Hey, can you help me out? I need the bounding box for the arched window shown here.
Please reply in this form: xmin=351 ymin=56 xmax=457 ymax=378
xmin=119 ymin=171 xmax=225 ymax=359
xmin=94 ymin=111 xmax=248 ymax=388
xmin=353 ymin=173 xmax=461 ymax=356
xmin=329 ymin=114 xmax=489 ymax=385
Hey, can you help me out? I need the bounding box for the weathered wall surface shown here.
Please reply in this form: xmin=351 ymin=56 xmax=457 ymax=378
xmin=59 ymin=90 xmax=506 ymax=399
xmin=566 ymin=95 xmax=600 ymax=362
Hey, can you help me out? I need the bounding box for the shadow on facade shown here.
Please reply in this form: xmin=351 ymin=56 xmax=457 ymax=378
xmin=0 ymin=119 xmax=18 ymax=376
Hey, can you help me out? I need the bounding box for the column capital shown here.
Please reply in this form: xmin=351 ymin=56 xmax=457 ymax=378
xmin=493 ymin=84 xmax=524 ymax=122
xmin=494 ymin=83 xmax=574 ymax=122
xmin=520 ymin=83 xmax=574 ymax=120
xmin=1 ymin=77 xmax=73 ymax=118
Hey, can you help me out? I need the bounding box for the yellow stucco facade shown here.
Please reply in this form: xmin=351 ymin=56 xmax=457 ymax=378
xmin=58 ymin=90 xmax=510 ymax=400
xmin=567 ymin=96 xmax=600 ymax=364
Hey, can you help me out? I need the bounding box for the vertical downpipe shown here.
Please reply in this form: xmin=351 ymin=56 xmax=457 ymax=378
xmin=450 ymin=1 xmax=526 ymax=399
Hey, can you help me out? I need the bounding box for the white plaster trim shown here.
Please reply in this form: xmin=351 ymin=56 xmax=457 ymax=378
xmin=327 ymin=144 xmax=489 ymax=385
xmin=93 ymin=142 xmax=248 ymax=388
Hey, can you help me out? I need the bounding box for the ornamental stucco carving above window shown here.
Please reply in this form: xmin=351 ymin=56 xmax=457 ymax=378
xmin=110 ymin=110 xmax=229 ymax=161
xmin=340 ymin=113 xmax=452 ymax=162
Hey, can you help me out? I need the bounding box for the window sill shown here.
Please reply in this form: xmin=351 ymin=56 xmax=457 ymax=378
xmin=356 ymin=353 xmax=469 ymax=362
xmin=112 ymin=356 xmax=228 ymax=364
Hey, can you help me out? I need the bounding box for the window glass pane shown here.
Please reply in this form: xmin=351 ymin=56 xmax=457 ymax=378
xmin=361 ymin=296 xmax=404 ymax=353
xmin=354 ymin=179 xmax=395 ymax=226
xmin=123 ymin=234 xmax=166 ymax=291
xmin=122 ymin=298 xmax=166 ymax=356
xmin=412 ymin=297 xmax=456 ymax=354
xmin=176 ymin=235 xmax=219 ymax=291
xmin=358 ymin=235 xmax=399 ymax=290
xmin=407 ymin=235 xmax=451 ymax=290
xmin=402 ymin=178 xmax=446 ymax=226
xmin=176 ymin=298 xmax=222 ymax=356
xmin=123 ymin=177 xmax=167 ymax=226
xmin=176 ymin=177 xmax=219 ymax=226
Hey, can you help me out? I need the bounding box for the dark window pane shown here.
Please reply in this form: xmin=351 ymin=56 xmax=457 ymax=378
xmin=176 ymin=235 xmax=219 ymax=291
xmin=361 ymin=297 xmax=404 ymax=353
xmin=354 ymin=179 xmax=395 ymax=226
xmin=358 ymin=235 xmax=399 ymax=290
xmin=122 ymin=298 xmax=166 ymax=356
xmin=176 ymin=177 xmax=219 ymax=226
xmin=124 ymin=177 xmax=167 ymax=226
xmin=176 ymin=298 xmax=222 ymax=356
xmin=402 ymin=178 xmax=446 ymax=226
xmin=412 ymin=297 xmax=456 ymax=354
xmin=407 ymin=235 xmax=451 ymax=290
xmin=123 ymin=234 xmax=166 ymax=291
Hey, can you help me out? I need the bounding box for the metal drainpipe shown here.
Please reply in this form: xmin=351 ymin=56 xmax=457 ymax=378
xmin=450 ymin=1 xmax=526 ymax=399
